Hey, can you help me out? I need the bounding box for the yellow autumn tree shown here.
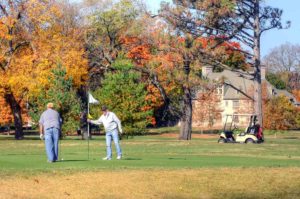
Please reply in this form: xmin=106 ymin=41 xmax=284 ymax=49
xmin=264 ymin=95 xmax=300 ymax=130
xmin=0 ymin=0 xmax=88 ymax=139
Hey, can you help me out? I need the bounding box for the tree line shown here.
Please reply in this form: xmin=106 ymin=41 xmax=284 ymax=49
xmin=0 ymin=0 xmax=298 ymax=140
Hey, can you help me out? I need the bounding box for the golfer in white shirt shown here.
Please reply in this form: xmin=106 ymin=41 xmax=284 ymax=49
xmin=88 ymin=105 xmax=122 ymax=160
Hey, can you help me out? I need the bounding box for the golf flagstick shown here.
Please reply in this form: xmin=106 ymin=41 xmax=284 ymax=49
xmin=87 ymin=91 xmax=90 ymax=160
xmin=87 ymin=91 xmax=99 ymax=160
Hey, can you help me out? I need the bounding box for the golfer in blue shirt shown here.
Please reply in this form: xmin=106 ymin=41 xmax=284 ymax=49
xmin=39 ymin=103 xmax=62 ymax=163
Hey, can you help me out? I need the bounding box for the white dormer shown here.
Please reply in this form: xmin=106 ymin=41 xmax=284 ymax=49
xmin=202 ymin=66 xmax=213 ymax=78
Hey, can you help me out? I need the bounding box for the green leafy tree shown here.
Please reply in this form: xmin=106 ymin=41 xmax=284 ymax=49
xmin=266 ymin=73 xmax=286 ymax=89
xmin=30 ymin=64 xmax=81 ymax=136
xmin=84 ymin=0 xmax=140 ymax=89
xmin=91 ymin=59 xmax=153 ymax=136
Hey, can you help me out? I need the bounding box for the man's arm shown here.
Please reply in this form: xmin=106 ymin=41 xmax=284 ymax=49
xmin=88 ymin=117 xmax=103 ymax=125
xmin=59 ymin=116 xmax=63 ymax=129
xmin=39 ymin=124 xmax=44 ymax=140
xmin=39 ymin=124 xmax=43 ymax=134
xmin=39 ymin=114 xmax=44 ymax=139
xmin=112 ymin=113 xmax=122 ymax=133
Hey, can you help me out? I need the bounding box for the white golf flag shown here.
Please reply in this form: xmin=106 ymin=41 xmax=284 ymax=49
xmin=88 ymin=92 xmax=99 ymax=104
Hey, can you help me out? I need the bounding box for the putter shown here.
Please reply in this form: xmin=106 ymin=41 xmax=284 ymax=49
xmin=59 ymin=134 xmax=64 ymax=161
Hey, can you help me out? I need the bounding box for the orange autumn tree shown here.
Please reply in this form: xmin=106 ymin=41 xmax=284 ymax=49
xmin=124 ymin=17 xmax=248 ymax=129
xmin=264 ymin=95 xmax=300 ymax=130
xmin=0 ymin=97 xmax=13 ymax=125
xmin=193 ymin=86 xmax=223 ymax=128
xmin=0 ymin=0 xmax=87 ymax=139
xmin=262 ymin=83 xmax=300 ymax=130
xmin=247 ymin=81 xmax=300 ymax=130
xmin=292 ymin=90 xmax=300 ymax=128
xmin=0 ymin=96 xmax=30 ymax=127
xmin=292 ymin=90 xmax=300 ymax=102
xmin=124 ymin=35 xmax=181 ymax=126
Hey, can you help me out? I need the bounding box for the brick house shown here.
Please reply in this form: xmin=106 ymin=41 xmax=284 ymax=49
xmin=192 ymin=66 xmax=299 ymax=129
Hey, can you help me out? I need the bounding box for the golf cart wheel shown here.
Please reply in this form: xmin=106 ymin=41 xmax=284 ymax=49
xmin=218 ymin=138 xmax=226 ymax=143
xmin=245 ymin=138 xmax=254 ymax=144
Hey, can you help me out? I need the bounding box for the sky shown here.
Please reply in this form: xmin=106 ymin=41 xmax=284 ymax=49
xmin=73 ymin=0 xmax=300 ymax=57
xmin=260 ymin=0 xmax=300 ymax=57
xmin=147 ymin=0 xmax=300 ymax=57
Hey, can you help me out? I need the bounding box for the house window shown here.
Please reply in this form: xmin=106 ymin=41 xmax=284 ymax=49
xmin=216 ymin=86 xmax=223 ymax=95
xmin=225 ymin=101 xmax=228 ymax=107
xmin=233 ymin=100 xmax=239 ymax=108
xmin=233 ymin=113 xmax=239 ymax=123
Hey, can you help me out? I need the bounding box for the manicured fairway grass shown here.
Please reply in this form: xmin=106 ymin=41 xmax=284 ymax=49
xmin=0 ymin=133 xmax=300 ymax=172
xmin=0 ymin=132 xmax=299 ymax=198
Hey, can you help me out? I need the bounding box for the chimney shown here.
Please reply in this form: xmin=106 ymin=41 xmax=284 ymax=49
xmin=202 ymin=65 xmax=213 ymax=78
xmin=261 ymin=65 xmax=266 ymax=80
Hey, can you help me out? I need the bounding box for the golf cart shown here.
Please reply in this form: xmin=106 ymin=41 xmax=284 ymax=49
xmin=218 ymin=114 xmax=264 ymax=144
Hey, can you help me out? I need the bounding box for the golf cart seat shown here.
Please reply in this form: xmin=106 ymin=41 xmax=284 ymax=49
xmin=247 ymin=126 xmax=257 ymax=134
xmin=224 ymin=131 xmax=235 ymax=141
xmin=246 ymin=124 xmax=259 ymax=134
xmin=246 ymin=124 xmax=263 ymax=140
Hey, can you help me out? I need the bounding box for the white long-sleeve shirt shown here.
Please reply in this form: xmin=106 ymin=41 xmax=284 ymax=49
xmin=89 ymin=111 xmax=122 ymax=133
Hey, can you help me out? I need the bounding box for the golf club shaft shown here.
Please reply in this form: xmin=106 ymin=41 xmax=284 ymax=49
xmin=59 ymin=133 xmax=63 ymax=161
xmin=88 ymin=123 xmax=90 ymax=160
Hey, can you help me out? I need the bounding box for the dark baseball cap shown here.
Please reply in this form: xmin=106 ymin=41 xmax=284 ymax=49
xmin=101 ymin=105 xmax=108 ymax=111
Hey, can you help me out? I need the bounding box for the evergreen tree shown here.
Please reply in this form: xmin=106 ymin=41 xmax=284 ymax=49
xmin=91 ymin=59 xmax=153 ymax=136
xmin=30 ymin=64 xmax=81 ymax=136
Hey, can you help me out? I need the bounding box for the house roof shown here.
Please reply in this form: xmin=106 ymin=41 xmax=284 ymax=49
xmin=206 ymin=69 xmax=299 ymax=105
xmin=264 ymin=81 xmax=299 ymax=105
xmin=206 ymin=69 xmax=254 ymax=100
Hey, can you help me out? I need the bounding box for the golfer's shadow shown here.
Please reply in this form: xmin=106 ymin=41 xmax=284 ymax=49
xmin=57 ymin=158 xmax=142 ymax=161
xmin=122 ymin=158 xmax=142 ymax=161
xmin=57 ymin=160 xmax=89 ymax=162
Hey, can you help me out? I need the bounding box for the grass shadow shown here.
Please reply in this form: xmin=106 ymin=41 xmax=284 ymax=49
xmin=283 ymin=137 xmax=299 ymax=139
xmin=23 ymin=137 xmax=41 ymax=140
xmin=0 ymin=137 xmax=16 ymax=141
xmin=4 ymin=153 xmax=41 ymax=156
xmin=0 ymin=137 xmax=41 ymax=141
xmin=168 ymin=157 xmax=187 ymax=160
xmin=123 ymin=158 xmax=142 ymax=161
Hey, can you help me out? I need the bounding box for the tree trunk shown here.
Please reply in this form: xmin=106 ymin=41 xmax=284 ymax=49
xmin=253 ymin=0 xmax=263 ymax=125
xmin=4 ymin=91 xmax=24 ymax=139
xmin=179 ymin=85 xmax=192 ymax=140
